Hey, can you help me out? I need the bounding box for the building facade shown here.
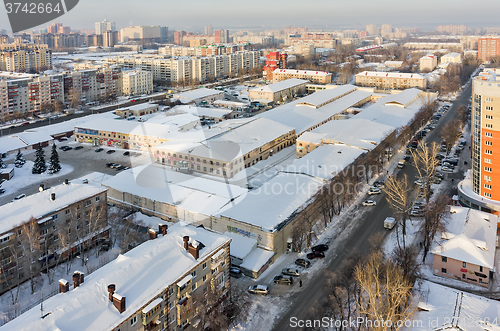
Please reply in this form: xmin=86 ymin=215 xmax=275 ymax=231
xmin=121 ymin=69 xmax=153 ymax=96
xmin=419 ymin=54 xmax=438 ymax=72
xmin=271 ymin=69 xmax=332 ymax=84
xmin=355 ymin=71 xmax=427 ymax=90
xmin=478 ymin=36 xmax=500 ymax=62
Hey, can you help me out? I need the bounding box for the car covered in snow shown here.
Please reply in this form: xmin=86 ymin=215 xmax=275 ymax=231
xmin=282 ymin=268 xmax=300 ymax=277
xmin=362 ymin=199 xmax=376 ymax=206
xmin=248 ymin=285 xmax=269 ymax=295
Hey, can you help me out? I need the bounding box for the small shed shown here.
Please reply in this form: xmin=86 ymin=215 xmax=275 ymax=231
xmin=0 ymin=167 xmax=14 ymax=181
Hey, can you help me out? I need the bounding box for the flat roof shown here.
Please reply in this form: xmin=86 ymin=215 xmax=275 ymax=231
xmin=171 ymin=105 xmax=232 ymax=119
xmin=75 ymin=118 xmax=180 ymax=139
xmin=173 ymin=88 xmax=222 ymax=101
xmin=0 ymin=183 xmax=107 ymax=235
xmin=273 ymin=69 xmax=331 ymax=77
xmin=4 ymin=222 xmax=230 ymax=331
xmin=115 ymin=102 xmax=158 ymax=112
xmin=250 ymin=78 xmax=308 ymax=94
xmin=356 ymin=71 xmax=425 ymax=80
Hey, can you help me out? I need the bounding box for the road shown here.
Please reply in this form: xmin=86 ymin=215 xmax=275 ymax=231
xmin=271 ymin=84 xmax=472 ymax=331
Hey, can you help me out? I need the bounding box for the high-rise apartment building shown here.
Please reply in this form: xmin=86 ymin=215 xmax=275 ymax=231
xmin=215 ymin=29 xmax=229 ymax=43
xmin=174 ymin=30 xmax=186 ymax=45
xmin=478 ymin=36 xmax=500 ymax=62
xmin=284 ymin=27 xmax=308 ymax=35
xmin=437 ymin=24 xmax=467 ymax=35
xmin=120 ymin=26 xmax=167 ymax=44
xmin=0 ymin=48 xmax=52 ymax=72
xmin=95 ymin=19 xmax=116 ymax=35
xmin=204 ymin=24 xmax=213 ymax=36
xmin=263 ymin=51 xmax=287 ymax=81
xmin=459 ymin=68 xmax=500 ymax=215
xmin=103 ymin=30 xmax=119 ymax=47
xmin=366 ymin=24 xmax=378 ymax=36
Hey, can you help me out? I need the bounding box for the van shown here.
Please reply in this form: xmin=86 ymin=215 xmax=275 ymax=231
xmin=384 ymin=217 xmax=396 ymax=230
xmin=127 ymin=116 xmax=136 ymax=121
xmin=397 ymin=159 xmax=406 ymax=169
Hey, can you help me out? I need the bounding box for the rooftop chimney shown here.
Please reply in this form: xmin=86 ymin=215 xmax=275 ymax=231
xmin=183 ymin=236 xmax=189 ymax=250
xmin=39 ymin=184 xmax=44 ymax=192
xmin=112 ymin=293 xmax=126 ymax=313
xmin=64 ymin=179 xmax=69 ymax=185
xmin=148 ymin=228 xmax=157 ymax=240
xmin=72 ymin=273 xmax=80 ymax=288
xmin=159 ymin=224 xmax=168 ymax=236
xmin=107 ymin=284 xmax=116 ymax=302
xmin=50 ymin=193 xmax=56 ymax=201
xmin=59 ymin=279 xmax=69 ymax=293
xmin=188 ymin=243 xmax=200 ymax=260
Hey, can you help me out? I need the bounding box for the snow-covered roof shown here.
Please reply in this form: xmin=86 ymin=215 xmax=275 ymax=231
xmin=4 ymin=222 xmax=230 ymax=331
xmin=356 ymin=71 xmax=425 ymax=80
xmin=412 ymin=281 xmax=500 ymax=331
xmin=258 ymin=86 xmax=372 ymax=134
xmin=115 ymin=102 xmax=158 ymax=112
xmin=296 ymin=132 xmax=328 ymax=145
xmin=0 ymin=183 xmax=107 ymax=235
xmin=273 ymin=69 xmax=331 ymax=77
xmin=249 ymin=78 xmax=308 ymax=94
xmin=170 ymin=105 xmax=232 ymax=119
xmin=155 ymin=117 xmax=295 ymax=161
xmin=173 ymin=88 xmax=223 ymax=101
xmin=432 ymin=206 xmax=497 ymax=269
xmin=127 ymin=212 xmax=172 ymax=229
xmin=239 ymin=248 xmax=275 ymax=272
xmin=0 ymin=131 xmax=54 ymax=154
xmin=102 ymin=164 xmax=247 ymax=217
xmin=382 ymin=88 xmax=423 ymax=107
xmin=144 ymin=113 xmax=200 ymax=127
xmin=219 ymin=172 xmax=324 ymax=232
xmin=223 ymin=231 xmax=257 ymax=260
xmin=289 ymin=145 xmax=365 ymax=180
xmin=75 ymin=118 xmax=180 ymax=139
xmin=442 ymin=52 xmax=461 ymax=59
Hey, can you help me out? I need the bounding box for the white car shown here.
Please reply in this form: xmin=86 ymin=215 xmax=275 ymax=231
xmin=368 ymin=187 xmax=381 ymax=195
xmin=362 ymin=200 xmax=377 ymax=206
xmin=248 ymin=285 xmax=269 ymax=295
xmin=441 ymin=166 xmax=454 ymax=172
xmin=11 ymin=194 xmax=26 ymax=202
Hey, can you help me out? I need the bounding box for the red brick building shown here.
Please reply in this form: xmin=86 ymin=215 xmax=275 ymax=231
xmin=263 ymin=51 xmax=287 ymax=82
xmin=478 ymin=36 xmax=500 ymax=62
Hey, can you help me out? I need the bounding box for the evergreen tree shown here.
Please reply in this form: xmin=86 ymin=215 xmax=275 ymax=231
xmin=47 ymin=144 xmax=61 ymax=174
xmin=32 ymin=144 xmax=47 ymax=174
xmin=14 ymin=149 xmax=26 ymax=168
xmin=0 ymin=157 xmax=6 ymax=169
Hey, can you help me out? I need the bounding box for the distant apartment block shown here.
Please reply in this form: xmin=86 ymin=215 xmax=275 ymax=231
xmin=270 ymin=69 xmax=332 ymax=84
xmin=215 ymin=29 xmax=230 ymax=43
xmin=437 ymin=24 xmax=467 ymax=35
xmin=440 ymin=52 xmax=462 ymax=64
xmin=404 ymin=42 xmax=464 ymax=52
xmin=120 ymin=25 xmax=168 ymax=43
xmin=0 ymin=182 xmax=108 ymax=294
xmin=3 ymin=222 xmax=231 ymax=331
xmin=263 ymin=51 xmax=287 ymax=81
xmin=0 ymin=48 xmax=52 ymax=72
xmin=284 ymin=27 xmax=308 ymax=35
xmin=478 ymin=36 xmax=500 ymax=62
xmin=286 ymin=33 xmax=337 ymax=48
xmin=95 ymin=19 xmax=116 ymax=35
xmin=355 ymin=71 xmax=427 ymax=90
xmin=419 ymin=54 xmax=438 ymax=72
xmin=121 ymin=69 xmax=153 ymax=96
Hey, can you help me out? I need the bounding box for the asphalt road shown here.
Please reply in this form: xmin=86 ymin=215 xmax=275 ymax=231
xmin=271 ymin=84 xmax=472 ymax=331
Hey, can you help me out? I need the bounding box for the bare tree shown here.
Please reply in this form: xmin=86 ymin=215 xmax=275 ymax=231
xmin=412 ymin=142 xmax=439 ymax=204
xmin=354 ymin=252 xmax=416 ymax=330
xmin=69 ymin=89 xmax=81 ymax=110
xmin=421 ymin=194 xmax=449 ymax=262
xmin=440 ymin=119 xmax=462 ymax=155
xmin=383 ymin=174 xmax=412 ymax=249
xmin=18 ymin=218 xmax=41 ymax=294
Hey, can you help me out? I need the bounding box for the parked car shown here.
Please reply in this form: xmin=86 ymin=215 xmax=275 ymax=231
xmin=62 ymin=146 xmax=72 ymax=151
xmin=95 ymin=148 xmax=104 ymax=152
xmin=282 ymin=268 xmax=300 ymax=277
xmin=295 ymin=259 xmax=311 ymax=268
xmin=74 ymin=146 xmax=84 ymax=150
xmin=107 ymin=150 xmax=116 ymax=154
xmin=397 ymin=159 xmax=406 ymax=169
xmin=230 ymin=267 xmax=242 ymax=278
xmin=274 ymin=275 xmax=294 ymax=285
xmin=441 ymin=166 xmax=454 ymax=172
xmin=106 ymin=162 xmax=114 ymax=167
xmin=12 ymin=193 xmax=26 ymax=202
xmin=123 ymin=151 xmax=130 ymax=156
xmin=384 ymin=217 xmax=396 ymax=230
xmin=59 ymin=145 xmax=69 ymax=150
xmin=368 ymin=187 xmax=381 ymax=195
xmin=307 ymin=251 xmax=325 ymax=259
xmin=435 ymin=172 xmax=444 ymax=179
xmin=311 ymin=244 xmax=329 ymax=252
xmin=0 ymin=188 xmax=5 ymax=195
xmin=436 ymin=154 xmax=445 ymax=160
xmin=116 ymin=165 xmax=126 ymax=171
xmin=373 ymin=181 xmax=385 ymax=188
xmin=362 ymin=200 xmax=377 ymax=206
xmin=248 ymin=285 xmax=269 ymax=295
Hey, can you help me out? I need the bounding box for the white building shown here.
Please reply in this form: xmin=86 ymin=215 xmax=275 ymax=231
xmin=172 ymin=88 xmax=224 ymax=104
xmin=121 ymin=69 xmax=153 ymax=96
xmin=440 ymin=52 xmax=462 ymax=64
xmin=95 ymin=19 xmax=116 ymax=35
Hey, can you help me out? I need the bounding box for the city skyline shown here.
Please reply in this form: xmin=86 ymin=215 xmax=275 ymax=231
xmin=1 ymin=0 xmax=500 ymax=32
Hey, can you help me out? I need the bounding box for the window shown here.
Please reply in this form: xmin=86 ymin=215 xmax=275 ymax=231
xmin=486 ymin=115 xmax=493 ymax=120
xmin=486 ymin=106 xmax=494 ymax=110
xmin=192 ymin=282 xmax=197 ymax=291
xmin=485 ymin=149 xmax=493 ymax=155
xmin=441 ymin=268 xmax=447 ymax=274
xmin=485 ymin=192 xmax=492 ymax=198
xmin=441 ymin=256 xmax=447 ymax=263
xmin=485 ymin=175 xmax=492 ymax=181
xmin=485 ymin=184 xmax=492 ymax=189
xmin=130 ymin=315 xmax=137 ymax=326
xmin=485 ymin=167 xmax=492 ymax=172
xmin=462 ymin=273 xmax=465 ymax=279
xmin=65 ymin=209 xmax=70 ymax=215
xmin=202 ymin=275 xmax=207 ymax=282
xmin=202 ymin=262 xmax=207 ymax=270
xmin=485 ymin=158 xmax=492 ymax=164
xmin=486 ymin=132 xmax=493 ymax=137
xmin=191 ymin=270 xmax=197 ymax=278
xmin=485 ymin=141 xmax=493 ymax=146
xmin=486 ymin=123 xmax=493 ymax=128
xmin=95 ymin=196 xmax=100 ymax=202
xmin=479 ymin=278 xmax=483 ymax=284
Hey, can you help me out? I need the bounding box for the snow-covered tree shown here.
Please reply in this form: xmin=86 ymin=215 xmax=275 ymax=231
xmin=32 ymin=144 xmax=47 ymax=174
xmin=14 ymin=150 xmax=26 ymax=168
xmin=0 ymin=157 xmax=6 ymax=169
xmin=47 ymin=143 xmax=61 ymax=174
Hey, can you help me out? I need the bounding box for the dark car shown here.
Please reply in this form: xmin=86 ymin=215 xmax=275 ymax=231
xmin=0 ymin=188 xmax=5 ymax=195
xmin=95 ymin=148 xmax=104 ymax=152
xmin=59 ymin=145 xmax=69 ymax=150
xmin=62 ymin=146 xmax=73 ymax=151
xmin=403 ymin=155 xmax=411 ymax=162
xmin=274 ymin=275 xmax=294 ymax=285
xmin=307 ymin=251 xmax=325 ymax=259
xmin=106 ymin=162 xmax=114 ymax=167
xmin=311 ymin=244 xmax=329 ymax=252
xmin=230 ymin=267 xmax=242 ymax=278
xmin=295 ymin=258 xmax=311 ymax=268
xmin=123 ymin=151 xmax=130 ymax=156
xmin=107 ymin=150 xmax=116 ymax=154
xmin=116 ymin=165 xmax=126 ymax=171
xmin=74 ymin=146 xmax=84 ymax=150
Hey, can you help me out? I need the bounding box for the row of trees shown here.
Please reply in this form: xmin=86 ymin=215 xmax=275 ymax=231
xmin=32 ymin=144 xmax=61 ymax=175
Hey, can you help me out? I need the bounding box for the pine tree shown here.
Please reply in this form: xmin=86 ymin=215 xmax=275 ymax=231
xmin=14 ymin=150 xmax=26 ymax=168
xmin=47 ymin=144 xmax=61 ymax=174
xmin=0 ymin=157 xmax=6 ymax=169
xmin=32 ymin=144 xmax=47 ymax=174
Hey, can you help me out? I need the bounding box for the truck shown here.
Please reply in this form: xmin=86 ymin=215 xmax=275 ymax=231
xmin=397 ymin=159 xmax=406 ymax=169
xmin=384 ymin=217 xmax=396 ymax=230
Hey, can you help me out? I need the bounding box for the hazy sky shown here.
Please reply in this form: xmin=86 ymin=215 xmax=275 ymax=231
xmin=2 ymin=0 xmax=500 ymax=32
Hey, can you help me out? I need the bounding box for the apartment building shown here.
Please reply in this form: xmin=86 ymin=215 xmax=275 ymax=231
xmin=1 ymin=223 xmax=231 ymax=331
xmin=95 ymin=19 xmax=116 ymax=35
xmin=0 ymin=42 xmax=49 ymax=51
xmin=437 ymin=24 xmax=467 ymax=35
xmin=419 ymin=54 xmax=438 ymax=72
xmin=403 ymin=42 xmax=464 ymax=52
xmin=0 ymin=182 xmax=108 ymax=294
xmin=271 ymin=69 xmax=332 ymax=84
xmin=355 ymin=71 xmax=427 ymax=90
xmin=440 ymin=52 xmax=462 ymax=64
xmin=0 ymin=48 xmax=52 ymax=72
xmin=120 ymin=25 xmax=168 ymax=43
xmin=249 ymin=78 xmax=308 ymax=102
xmin=432 ymin=207 xmax=497 ymax=288
xmin=215 ymin=29 xmax=230 ymax=43
xmin=478 ymin=36 xmax=500 ymax=62
xmin=121 ymin=69 xmax=153 ymax=96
